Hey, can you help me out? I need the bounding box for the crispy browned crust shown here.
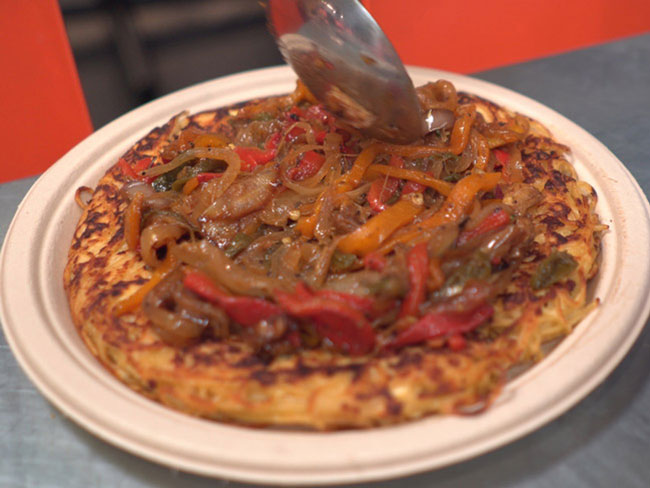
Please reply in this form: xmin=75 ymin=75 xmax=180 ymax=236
xmin=63 ymin=94 xmax=603 ymax=429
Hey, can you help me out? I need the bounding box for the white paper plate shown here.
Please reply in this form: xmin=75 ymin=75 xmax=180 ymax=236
xmin=2 ymin=66 xmax=649 ymax=485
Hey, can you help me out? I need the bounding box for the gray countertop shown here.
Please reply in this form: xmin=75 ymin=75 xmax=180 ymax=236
xmin=2 ymin=33 xmax=650 ymax=488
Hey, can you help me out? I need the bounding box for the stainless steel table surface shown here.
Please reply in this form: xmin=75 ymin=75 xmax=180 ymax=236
xmin=2 ymin=33 xmax=649 ymax=488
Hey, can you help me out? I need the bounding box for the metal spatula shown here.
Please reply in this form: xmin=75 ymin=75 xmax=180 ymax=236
xmin=267 ymin=0 xmax=428 ymax=144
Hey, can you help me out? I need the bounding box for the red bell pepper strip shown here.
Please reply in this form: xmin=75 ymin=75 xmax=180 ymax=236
xmin=314 ymin=289 xmax=376 ymax=317
xmin=292 ymin=282 xmax=376 ymax=317
xmin=233 ymin=131 xmax=284 ymax=171
xmin=337 ymin=129 xmax=352 ymax=143
xmin=366 ymin=155 xmax=404 ymax=212
xmin=315 ymin=130 xmax=328 ymax=144
xmin=363 ymin=252 xmax=387 ymax=272
xmin=304 ymin=104 xmax=336 ymax=144
xmin=134 ymin=157 xmax=155 ymax=183
xmin=285 ymin=126 xmax=306 ymax=142
xmin=286 ymin=106 xmax=305 ymax=121
xmin=283 ymin=107 xmax=308 ymax=142
xmin=234 ymin=147 xmax=276 ymax=171
xmin=367 ymin=177 xmax=400 ymax=212
xmin=183 ymin=270 xmax=283 ymax=327
xmin=287 ymin=330 xmax=302 ymax=347
xmin=304 ymin=104 xmax=334 ymax=127
xmin=389 ymin=154 xmax=404 ymax=168
xmin=133 ymin=157 xmax=152 ymax=173
xmin=390 ymin=303 xmax=494 ymax=350
xmin=183 ymin=270 xmax=224 ymax=302
xmin=402 ymin=180 xmax=426 ymax=194
xmin=457 ymin=208 xmax=510 ymax=247
xmin=493 ymin=148 xmax=510 ymax=165
xmin=275 ymin=285 xmax=376 ymax=355
xmin=265 ymin=132 xmax=282 ymax=151
xmin=196 ymin=172 xmax=222 ymax=183
xmin=447 ymin=333 xmax=467 ymax=351
xmin=119 ymin=157 xmax=154 ymax=181
xmin=287 ymin=150 xmax=326 ymax=180
xmin=399 ymin=243 xmax=429 ymax=318
xmin=118 ymin=158 xmax=138 ymax=179
xmin=292 ymin=281 xmax=314 ymax=301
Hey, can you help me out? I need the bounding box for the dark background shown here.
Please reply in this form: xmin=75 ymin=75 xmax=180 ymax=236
xmin=60 ymin=0 xmax=284 ymax=129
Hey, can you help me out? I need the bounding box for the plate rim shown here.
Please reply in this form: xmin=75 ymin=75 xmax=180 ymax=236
xmin=2 ymin=65 xmax=649 ymax=485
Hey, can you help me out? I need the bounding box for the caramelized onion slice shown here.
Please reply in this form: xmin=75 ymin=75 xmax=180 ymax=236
xmin=142 ymin=270 xmax=206 ymax=346
xmin=172 ymin=240 xmax=285 ymax=297
xmin=140 ymin=222 xmax=188 ymax=267
xmin=202 ymin=166 xmax=277 ymax=220
xmin=142 ymin=147 xmax=237 ymax=178
xmin=74 ymin=186 xmax=93 ymax=209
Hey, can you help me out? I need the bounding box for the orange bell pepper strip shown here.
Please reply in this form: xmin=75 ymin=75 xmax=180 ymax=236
xmin=335 ymin=143 xmax=381 ymax=193
xmin=291 ymin=79 xmax=319 ymax=105
xmin=471 ymin=130 xmax=490 ymax=171
xmin=365 ymin=165 xmax=454 ymax=196
xmin=124 ymin=192 xmax=144 ymax=251
xmin=294 ymin=192 xmax=327 ymax=239
xmin=182 ymin=176 xmax=200 ymax=195
xmin=113 ymin=255 xmax=176 ymax=316
xmin=193 ymin=133 xmax=228 ymax=148
xmin=425 ymin=172 xmax=501 ymax=224
xmin=379 ymin=172 xmax=502 ymax=253
xmin=337 ymin=194 xmax=423 ymax=256
xmin=445 ymin=104 xmax=477 ymax=155
xmin=377 ymin=105 xmax=477 ymax=158
xmin=296 ymin=144 xmax=382 ymax=238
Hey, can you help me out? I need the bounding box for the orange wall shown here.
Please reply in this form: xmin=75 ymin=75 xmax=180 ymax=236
xmin=364 ymin=0 xmax=650 ymax=73
xmin=0 ymin=0 xmax=92 ymax=183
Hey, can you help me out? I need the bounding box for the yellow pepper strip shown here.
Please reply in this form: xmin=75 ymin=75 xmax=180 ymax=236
xmin=336 ymin=143 xmax=382 ymax=193
xmin=124 ymin=192 xmax=144 ymax=251
xmin=365 ymin=165 xmax=453 ymax=196
xmin=337 ymin=195 xmax=423 ymax=256
xmin=377 ymin=105 xmax=477 ymax=158
xmin=193 ymin=133 xmax=228 ymax=148
xmin=379 ymin=172 xmax=502 ymax=253
xmin=113 ymin=255 xmax=176 ymax=316
xmin=182 ymin=176 xmax=200 ymax=195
